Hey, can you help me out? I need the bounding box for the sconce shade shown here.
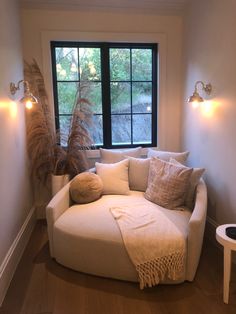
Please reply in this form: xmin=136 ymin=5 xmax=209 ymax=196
xmin=188 ymin=91 xmax=204 ymax=103
xmin=20 ymin=92 xmax=38 ymax=104
xmin=20 ymin=94 xmax=38 ymax=109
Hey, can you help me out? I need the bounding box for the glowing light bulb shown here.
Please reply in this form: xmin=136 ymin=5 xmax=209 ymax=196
xmin=192 ymin=101 xmax=199 ymax=109
xmin=146 ymin=105 xmax=151 ymax=112
xmin=25 ymin=101 xmax=33 ymax=109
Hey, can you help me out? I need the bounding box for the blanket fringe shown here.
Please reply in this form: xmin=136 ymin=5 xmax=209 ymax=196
xmin=136 ymin=251 xmax=185 ymax=289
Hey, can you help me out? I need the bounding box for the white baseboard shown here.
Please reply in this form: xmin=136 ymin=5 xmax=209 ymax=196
xmin=0 ymin=207 xmax=36 ymax=306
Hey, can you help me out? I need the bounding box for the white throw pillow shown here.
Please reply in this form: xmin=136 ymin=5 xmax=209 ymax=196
xmin=100 ymin=147 xmax=142 ymax=164
xmin=147 ymin=148 xmax=189 ymax=164
xmin=145 ymin=158 xmax=193 ymax=210
xmin=126 ymin=157 xmax=151 ymax=192
xmin=169 ymin=158 xmax=205 ymax=209
xmin=95 ymin=159 xmax=130 ymax=195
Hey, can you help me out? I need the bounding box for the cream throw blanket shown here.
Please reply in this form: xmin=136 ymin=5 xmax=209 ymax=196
xmin=110 ymin=203 xmax=186 ymax=289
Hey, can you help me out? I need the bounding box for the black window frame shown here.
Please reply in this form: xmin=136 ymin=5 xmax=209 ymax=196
xmin=51 ymin=41 xmax=158 ymax=148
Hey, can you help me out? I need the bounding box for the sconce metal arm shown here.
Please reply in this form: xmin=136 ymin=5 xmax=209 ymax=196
xmin=194 ymin=80 xmax=212 ymax=95
xmin=10 ymin=80 xmax=31 ymax=95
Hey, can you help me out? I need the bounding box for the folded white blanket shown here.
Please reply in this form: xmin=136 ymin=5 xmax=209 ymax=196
xmin=110 ymin=203 xmax=186 ymax=289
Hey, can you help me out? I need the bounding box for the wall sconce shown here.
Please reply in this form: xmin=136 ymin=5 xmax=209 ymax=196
xmin=10 ymin=80 xmax=38 ymax=109
xmin=188 ymin=81 xmax=212 ymax=104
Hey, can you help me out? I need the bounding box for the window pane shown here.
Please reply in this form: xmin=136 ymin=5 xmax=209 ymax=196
xmin=56 ymin=47 xmax=78 ymax=81
xmin=112 ymin=115 xmax=131 ymax=145
xmin=91 ymin=115 xmax=103 ymax=146
xmin=133 ymin=114 xmax=152 ymax=144
xmin=132 ymin=49 xmax=152 ymax=81
xmin=80 ymin=82 xmax=102 ymax=114
xmin=59 ymin=115 xmax=71 ymax=146
xmin=58 ymin=82 xmax=77 ymax=114
xmin=52 ymin=42 xmax=157 ymax=148
xmin=111 ymin=82 xmax=131 ymax=114
xmin=110 ymin=48 xmax=130 ymax=81
xmin=79 ymin=48 xmax=101 ymax=81
xmin=132 ymin=82 xmax=152 ymax=113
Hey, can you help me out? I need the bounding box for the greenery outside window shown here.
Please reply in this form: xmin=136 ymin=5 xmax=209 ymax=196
xmin=51 ymin=41 xmax=158 ymax=148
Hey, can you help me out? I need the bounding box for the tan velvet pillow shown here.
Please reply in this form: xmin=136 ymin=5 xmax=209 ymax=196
xmin=70 ymin=172 xmax=103 ymax=204
xmin=145 ymin=158 xmax=193 ymax=210
xmin=169 ymin=158 xmax=205 ymax=209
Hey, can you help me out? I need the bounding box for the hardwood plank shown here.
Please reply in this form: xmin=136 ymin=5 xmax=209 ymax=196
xmin=1 ymin=221 xmax=236 ymax=314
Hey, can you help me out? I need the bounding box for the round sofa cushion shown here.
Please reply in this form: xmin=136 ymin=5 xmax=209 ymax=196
xmin=53 ymin=191 xmax=191 ymax=283
xmin=70 ymin=172 xmax=103 ymax=204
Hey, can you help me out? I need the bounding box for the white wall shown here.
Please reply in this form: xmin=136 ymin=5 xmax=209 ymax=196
xmin=0 ymin=0 xmax=34 ymax=300
xmin=20 ymin=8 xmax=183 ymax=152
xmin=182 ymin=0 xmax=236 ymax=224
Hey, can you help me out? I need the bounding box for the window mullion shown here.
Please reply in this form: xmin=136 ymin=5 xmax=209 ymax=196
xmin=101 ymin=43 xmax=112 ymax=147
xmin=130 ymin=48 xmax=133 ymax=145
xmin=51 ymin=43 xmax=60 ymax=131
xmin=152 ymin=45 xmax=158 ymax=147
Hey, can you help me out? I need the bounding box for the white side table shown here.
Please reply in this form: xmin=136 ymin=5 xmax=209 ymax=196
xmin=216 ymin=224 xmax=236 ymax=304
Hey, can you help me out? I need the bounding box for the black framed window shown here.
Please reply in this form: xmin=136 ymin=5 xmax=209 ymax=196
xmin=51 ymin=41 xmax=158 ymax=148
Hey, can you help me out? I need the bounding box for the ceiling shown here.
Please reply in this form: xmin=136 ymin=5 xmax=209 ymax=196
xmin=20 ymin=0 xmax=189 ymax=14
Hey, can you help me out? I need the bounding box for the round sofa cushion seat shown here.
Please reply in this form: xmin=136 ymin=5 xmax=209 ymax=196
xmin=53 ymin=191 xmax=192 ymax=283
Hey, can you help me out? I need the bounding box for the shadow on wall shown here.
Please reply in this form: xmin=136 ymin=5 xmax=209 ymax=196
xmin=205 ymin=176 xmax=234 ymax=224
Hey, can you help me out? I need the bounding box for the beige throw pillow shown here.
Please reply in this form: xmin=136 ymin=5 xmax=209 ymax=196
xmin=127 ymin=157 xmax=151 ymax=192
xmin=95 ymin=159 xmax=130 ymax=195
xmin=145 ymin=158 xmax=193 ymax=210
xmin=100 ymin=147 xmax=142 ymax=164
xmin=147 ymin=148 xmax=189 ymax=164
xmin=169 ymin=158 xmax=205 ymax=209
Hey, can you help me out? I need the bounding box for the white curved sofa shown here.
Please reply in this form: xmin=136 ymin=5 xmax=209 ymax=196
xmin=46 ymin=176 xmax=207 ymax=284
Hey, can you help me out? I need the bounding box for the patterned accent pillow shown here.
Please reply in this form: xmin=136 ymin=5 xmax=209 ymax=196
xmin=145 ymin=158 xmax=193 ymax=210
xmin=147 ymin=149 xmax=189 ymax=164
xmin=169 ymin=158 xmax=205 ymax=210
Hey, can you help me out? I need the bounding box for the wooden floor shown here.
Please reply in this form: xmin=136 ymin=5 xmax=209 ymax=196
xmin=1 ymin=221 xmax=236 ymax=314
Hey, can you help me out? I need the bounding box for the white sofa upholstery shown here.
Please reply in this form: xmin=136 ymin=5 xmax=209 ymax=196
xmin=46 ymin=177 xmax=207 ymax=283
